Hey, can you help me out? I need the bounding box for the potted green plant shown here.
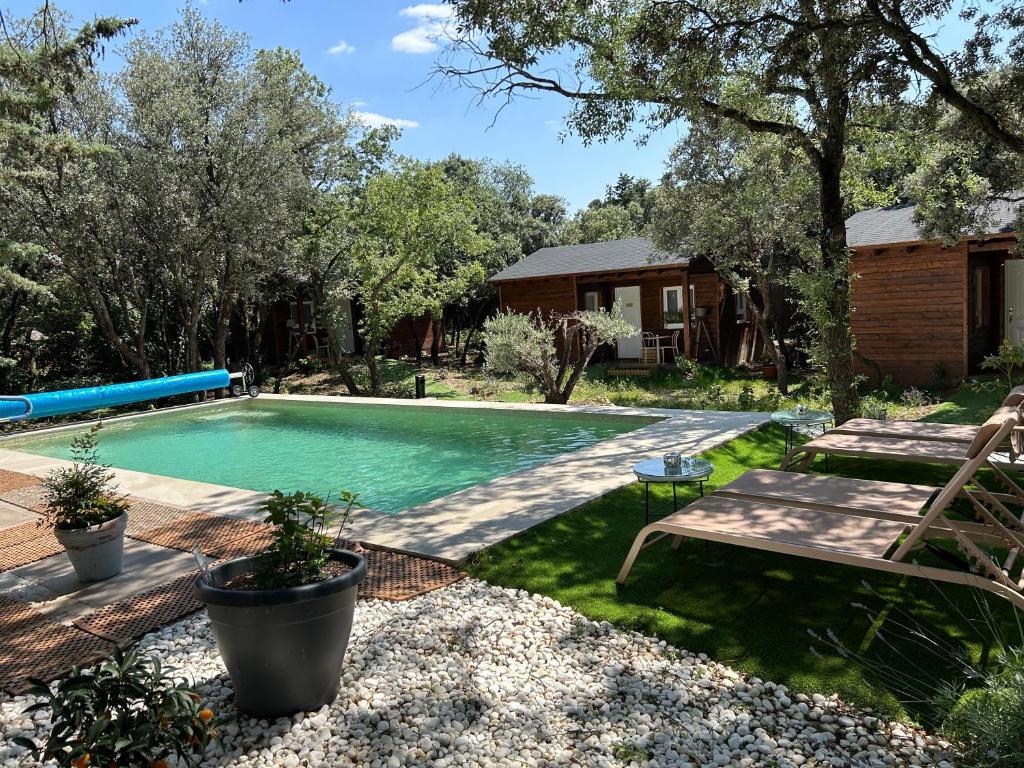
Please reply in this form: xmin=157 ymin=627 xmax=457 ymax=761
xmin=195 ymin=489 xmax=367 ymax=718
xmin=40 ymin=424 xmax=130 ymax=582
xmin=12 ymin=648 xmax=221 ymax=768
xmin=761 ymin=353 xmax=779 ymax=381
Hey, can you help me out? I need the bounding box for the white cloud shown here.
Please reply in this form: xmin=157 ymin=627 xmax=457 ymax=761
xmin=353 ymin=111 xmax=420 ymax=130
xmin=350 ymin=99 xmax=368 ymax=108
xmin=391 ymin=4 xmax=456 ymax=54
xmin=327 ymin=39 xmax=356 ymax=55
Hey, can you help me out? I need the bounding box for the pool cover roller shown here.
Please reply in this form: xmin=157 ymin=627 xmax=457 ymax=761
xmin=0 ymin=369 xmax=231 ymax=421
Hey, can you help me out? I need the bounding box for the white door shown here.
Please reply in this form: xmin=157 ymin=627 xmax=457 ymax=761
xmin=614 ymin=285 xmax=642 ymax=358
xmin=1007 ymin=260 xmax=1024 ymax=345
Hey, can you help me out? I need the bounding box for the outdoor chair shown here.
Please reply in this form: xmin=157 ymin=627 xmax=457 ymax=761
xmin=640 ymin=332 xmax=659 ymax=366
xmin=669 ymin=330 xmax=682 ymax=365
xmin=617 ymin=411 xmax=1024 ymax=610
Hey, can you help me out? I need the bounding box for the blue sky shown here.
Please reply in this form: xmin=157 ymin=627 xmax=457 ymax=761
xmin=8 ymin=0 xmax=684 ymax=212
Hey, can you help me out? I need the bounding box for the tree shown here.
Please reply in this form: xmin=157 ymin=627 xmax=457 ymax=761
xmin=440 ymin=0 xmax=915 ymax=422
xmin=349 ymin=161 xmax=488 ymax=394
xmin=483 ymin=307 xmax=635 ymax=404
xmin=651 ymin=124 xmax=817 ymax=394
xmin=0 ymin=4 xmax=133 ymax=380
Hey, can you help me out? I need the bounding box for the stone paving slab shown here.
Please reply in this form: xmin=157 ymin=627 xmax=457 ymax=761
xmin=0 ymin=500 xmax=36 ymax=529
xmin=3 ymin=539 xmax=197 ymax=622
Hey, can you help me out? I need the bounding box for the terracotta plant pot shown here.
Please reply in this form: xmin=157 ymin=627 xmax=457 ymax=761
xmin=53 ymin=511 xmax=128 ymax=582
xmin=762 ymin=364 xmax=778 ymax=380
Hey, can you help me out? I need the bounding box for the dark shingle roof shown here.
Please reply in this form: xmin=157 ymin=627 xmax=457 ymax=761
xmin=490 ymin=237 xmax=687 ymax=282
xmin=846 ymin=198 xmax=1019 ymax=247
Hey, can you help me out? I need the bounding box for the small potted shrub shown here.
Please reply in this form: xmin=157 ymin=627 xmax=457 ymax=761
xmin=40 ymin=424 xmax=130 ymax=582
xmin=195 ymin=489 xmax=367 ymax=718
xmin=760 ymin=353 xmax=778 ymax=381
xmin=12 ymin=648 xmax=221 ymax=767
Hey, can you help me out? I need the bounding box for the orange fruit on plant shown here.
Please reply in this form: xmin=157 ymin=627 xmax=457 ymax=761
xmin=71 ymin=754 xmax=90 ymax=768
xmin=197 ymin=708 xmax=214 ymax=722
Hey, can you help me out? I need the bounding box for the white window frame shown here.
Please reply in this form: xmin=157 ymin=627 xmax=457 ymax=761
xmin=689 ymin=284 xmax=696 ymax=320
xmin=662 ymin=285 xmax=685 ymax=329
xmin=583 ymin=290 xmax=600 ymax=312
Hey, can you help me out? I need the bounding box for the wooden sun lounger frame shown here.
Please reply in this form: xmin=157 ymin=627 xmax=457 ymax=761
xmin=617 ymin=416 xmax=1024 ymax=610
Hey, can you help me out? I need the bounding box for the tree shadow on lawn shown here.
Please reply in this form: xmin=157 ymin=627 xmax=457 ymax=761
xmin=470 ymin=426 xmax=1021 ymax=722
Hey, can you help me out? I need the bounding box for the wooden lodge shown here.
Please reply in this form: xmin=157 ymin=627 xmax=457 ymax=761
xmin=490 ymin=238 xmax=758 ymax=368
xmin=847 ymin=199 xmax=1020 ymax=386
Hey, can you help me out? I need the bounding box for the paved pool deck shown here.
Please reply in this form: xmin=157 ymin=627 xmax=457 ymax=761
xmin=0 ymin=395 xmax=769 ymax=564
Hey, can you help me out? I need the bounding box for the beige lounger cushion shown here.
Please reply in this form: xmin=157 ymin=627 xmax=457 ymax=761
xmin=833 ymin=418 xmax=978 ymax=443
xmin=966 ymin=406 xmax=1019 ymax=459
xmin=1004 ymin=385 xmax=1024 ymax=408
xmin=657 ymin=496 xmax=908 ymax=558
xmin=717 ymin=469 xmax=936 ymax=517
xmin=800 ymin=433 xmax=969 ymax=463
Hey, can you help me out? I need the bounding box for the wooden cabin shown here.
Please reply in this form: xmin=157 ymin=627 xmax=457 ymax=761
xmin=847 ymin=199 xmax=1020 ymax=386
xmin=264 ymin=290 xmax=441 ymax=365
xmin=490 ymin=237 xmax=754 ymax=366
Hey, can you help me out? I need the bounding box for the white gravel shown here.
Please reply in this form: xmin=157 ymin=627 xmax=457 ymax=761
xmin=0 ymin=579 xmax=951 ymax=767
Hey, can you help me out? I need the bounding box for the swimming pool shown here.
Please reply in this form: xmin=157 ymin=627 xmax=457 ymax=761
xmin=3 ymin=399 xmax=656 ymax=513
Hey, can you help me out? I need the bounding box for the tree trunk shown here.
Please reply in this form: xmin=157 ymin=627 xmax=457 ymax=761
xmin=429 ymin=316 xmax=441 ymax=366
xmin=816 ymin=157 xmax=859 ymax=424
xmin=407 ymin=317 xmax=423 ymax=367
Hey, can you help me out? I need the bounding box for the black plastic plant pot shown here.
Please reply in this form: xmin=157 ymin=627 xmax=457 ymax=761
xmin=195 ymin=548 xmax=367 ymax=718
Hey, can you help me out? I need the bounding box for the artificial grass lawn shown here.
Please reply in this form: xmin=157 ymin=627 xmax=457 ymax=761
xmin=469 ymin=419 xmax=1021 ymax=723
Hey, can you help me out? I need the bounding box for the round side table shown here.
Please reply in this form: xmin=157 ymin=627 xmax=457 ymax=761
xmin=771 ymin=409 xmax=833 ymax=465
xmin=632 ymin=457 xmax=714 ymax=524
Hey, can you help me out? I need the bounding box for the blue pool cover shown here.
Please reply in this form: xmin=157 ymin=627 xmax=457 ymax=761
xmin=0 ymin=369 xmax=231 ymax=421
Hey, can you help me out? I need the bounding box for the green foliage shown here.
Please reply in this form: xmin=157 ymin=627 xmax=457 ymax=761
xmin=937 ymin=651 xmax=1024 ymax=768
xmin=981 ymin=339 xmax=1024 ymax=388
xmin=938 ymin=648 xmax=1024 ymax=767
xmin=255 ymin=489 xmax=361 ymax=589
xmin=350 ymin=160 xmax=490 ymax=393
xmin=483 ymin=307 xmax=636 ymax=404
xmin=40 ymin=424 xmax=128 ymax=530
xmin=12 ymin=648 xmax=220 ymax=768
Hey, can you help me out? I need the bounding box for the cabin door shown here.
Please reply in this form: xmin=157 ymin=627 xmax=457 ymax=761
xmin=1006 ymin=260 xmax=1024 ymax=345
xmin=614 ymin=285 xmax=643 ymax=359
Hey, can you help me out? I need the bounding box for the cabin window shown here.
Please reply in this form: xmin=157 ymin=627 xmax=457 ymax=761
xmin=972 ymin=266 xmax=991 ymax=330
xmin=583 ymin=291 xmax=600 ymax=312
xmin=662 ymin=286 xmax=685 ymax=328
xmin=735 ymin=291 xmax=748 ymax=323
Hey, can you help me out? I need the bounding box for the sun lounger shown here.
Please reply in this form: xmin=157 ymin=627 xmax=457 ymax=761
xmin=825 ymin=385 xmax=1024 ymax=444
xmin=780 ymin=407 xmax=1024 ymax=510
xmin=617 ymin=413 xmax=1024 ymax=609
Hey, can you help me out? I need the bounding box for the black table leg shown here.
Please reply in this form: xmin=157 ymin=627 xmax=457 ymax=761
xmin=644 ymin=481 xmax=650 ymax=525
xmin=672 ymin=482 xmax=677 ymax=511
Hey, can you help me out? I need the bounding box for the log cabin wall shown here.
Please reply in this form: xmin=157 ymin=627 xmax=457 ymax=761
xmin=850 ymin=241 xmax=967 ymax=386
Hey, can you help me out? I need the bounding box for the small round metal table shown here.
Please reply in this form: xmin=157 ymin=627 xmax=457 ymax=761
xmin=771 ymin=409 xmax=833 ymax=465
xmin=633 ymin=457 xmax=714 ymax=524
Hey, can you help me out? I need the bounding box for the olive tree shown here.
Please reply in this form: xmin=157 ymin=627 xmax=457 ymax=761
xmin=483 ymin=306 xmax=635 ymax=404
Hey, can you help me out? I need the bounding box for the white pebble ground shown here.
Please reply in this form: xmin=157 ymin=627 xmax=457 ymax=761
xmin=0 ymin=579 xmax=950 ymax=767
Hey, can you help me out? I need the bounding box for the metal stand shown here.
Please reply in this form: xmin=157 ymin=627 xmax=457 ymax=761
xmin=694 ymin=319 xmax=717 ymax=362
xmin=642 ymin=478 xmax=705 ymax=525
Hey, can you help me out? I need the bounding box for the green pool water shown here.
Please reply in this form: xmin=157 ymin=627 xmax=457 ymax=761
xmin=5 ymin=400 xmax=654 ymax=513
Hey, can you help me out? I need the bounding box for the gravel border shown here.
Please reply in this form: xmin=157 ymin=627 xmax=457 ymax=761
xmin=0 ymin=579 xmax=951 ymax=767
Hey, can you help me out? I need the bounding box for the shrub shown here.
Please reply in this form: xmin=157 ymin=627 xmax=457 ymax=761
xmin=981 ymin=339 xmax=1024 ymax=388
xmin=12 ymin=648 xmax=221 ymax=767
xmin=253 ymin=489 xmax=361 ymax=589
xmin=900 ymin=386 xmax=931 ymax=409
xmin=859 ymin=394 xmax=889 ymax=420
xmin=39 ymin=424 xmax=128 ymax=530
xmin=483 ymin=307 xmax=636 ymax=405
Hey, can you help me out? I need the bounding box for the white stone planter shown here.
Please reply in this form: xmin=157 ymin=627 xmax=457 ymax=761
xmin=52 ymin=511 xmax=128 ymax=582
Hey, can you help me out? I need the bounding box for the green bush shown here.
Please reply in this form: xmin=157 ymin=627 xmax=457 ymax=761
xmin=12 ymin=649 xmax=221 ymax=767
xmin=938 ymin=648 xmax=1024 ymax=767
xmin=254 ymin=489 xmax=361 ymax=589
xmin=39 ymin=424 xmax=128 ymax=530
xmin=981 ymin=339 xmax=1024 ymax=388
